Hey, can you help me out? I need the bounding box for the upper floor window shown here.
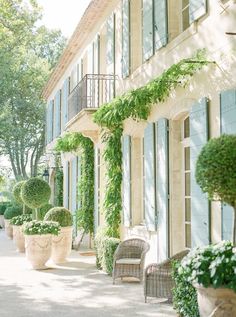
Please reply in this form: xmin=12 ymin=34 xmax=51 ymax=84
xmin=182 ymin=0 xmax=190 ymax=31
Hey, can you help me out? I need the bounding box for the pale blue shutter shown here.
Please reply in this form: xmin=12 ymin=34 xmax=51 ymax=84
xmin=154 ymin=0 xmax=168 ymax=50
xmin=156 ymin=118 xmax=169 ymax=261
xmin=122 ymin=0 xmax=130 ymax=78
xmin=94 ymin=148 xmax=99 ymax=233
xmin=220 ymin=89 xmax=236 ymax=241
xmin=93 ymin=35 xmax=100 ymax=74
xmin=77 ymin=60 xmax=83 ymax=82
xmin=190 ymin=97 xmax=210 ymax=247
xmin=122 ymin=135 xmax=131 ymax=227
xmin=49 ymin=100 xmax=53 ymax=142
xmin=106 ymin=14 xmax=115 ymax=71
xmin=142 ymin=0 xmax=153 ymax=61
xmin=46 ymin=103 xmax=50 ymax=144
xmin=64 ymin=161 xmax=69 ymax=208
xmin=62 ymin=78 xmax=69 ymax=130
xmin=144 ymin=123 xmax=156 ymax=231
xmin=189 ymin=0 xmax=207 ymax=24
xmin=56 ymin=90 xmax=61 ymax=137
xmin=71 ymin=158 xmax=77 ymax=235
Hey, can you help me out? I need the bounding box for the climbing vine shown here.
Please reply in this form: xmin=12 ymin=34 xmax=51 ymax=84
xmin=54 ymin=156 xmax=63 ymax=207
xmin=94 ymin=50 xmax=211 ymax=238
xmin=55 ymin=133 xmax=94 ymax=235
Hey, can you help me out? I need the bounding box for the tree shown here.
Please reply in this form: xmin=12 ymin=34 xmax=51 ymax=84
xmin=196 ymin=134 xmax=236 ymax=244
xmin=0 ymin=0 xmax=66 ymax=180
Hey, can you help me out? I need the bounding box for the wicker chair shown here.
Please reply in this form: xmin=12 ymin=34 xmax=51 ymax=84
xmin=112 ymin=238 xmax=150 ymax=284
xmin=144 ymin=249 xmax=189 ymax=303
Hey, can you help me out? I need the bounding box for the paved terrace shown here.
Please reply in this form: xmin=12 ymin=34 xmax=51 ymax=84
xmin=0 ymin=229 xmax=176 ymax=317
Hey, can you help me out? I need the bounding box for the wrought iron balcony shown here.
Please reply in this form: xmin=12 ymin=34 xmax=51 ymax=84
xmin=68 ymin=74 xmax=116 ymax=122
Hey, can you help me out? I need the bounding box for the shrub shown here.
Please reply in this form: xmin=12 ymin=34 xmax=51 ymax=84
xmin=95 ymin=227 xmax=120 ymax=275
xmin=180 ymin=241 xmax=236 ymax=292
xmin=0 ymin=202 xmax=10 ymax=215
xmin=4 ymin=205 xmax=23 ymax=219
xmin=172 ymin=260 xmax=199 ymax=317
xmin=10 ymin=214 xmax=32 ymax=226
xmin=44 ymin=207 xmax=73 ymax=227
xmin=196 ymin=134 xmax=236 ymax=243
xmin=38 ymin=203 xmax=53 ymax=220
xmin=12 ymin=181 xmax=25 ymax=204
xmin=21 ymin=178 xmax=51 ymax=219
xmin=23 ymin=220 xmax=60 ymax=235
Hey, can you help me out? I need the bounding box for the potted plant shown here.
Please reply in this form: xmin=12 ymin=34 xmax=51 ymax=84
xmin=38 ymin=203 xmax=53 ymax=220
xmin=0 ymin=202 xmax=9 ymax=229
xmin=44 ymin=207 xmax=73 ymax=263
xmin=179 ymin=241 xmax=236 ymax=317
xmin=192 ymin=134 xmax=236 ymax=316
xmin=10 ymin=214 xmax=32 ymax=252
xmin=4 ymin=205 xmax=22 ymax=239
xmin=13 ymin=181 xmax=26 ymax=213
xmin=23 ymin=220 xmax=60 ymax=269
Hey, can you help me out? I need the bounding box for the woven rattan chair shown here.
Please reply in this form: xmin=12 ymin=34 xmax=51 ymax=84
xmin=144 ymin=249 xmax=189 ymax=303
xmin=112 ymin=238 xmax=150 ymax=284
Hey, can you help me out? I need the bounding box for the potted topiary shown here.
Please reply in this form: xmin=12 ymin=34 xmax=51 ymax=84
xmin=23 ymin=220 xmax=60 ymax=269
xmin=4 ymin=205 xmax=22 ymax=239
xmin=193 ymin=134 xmax=236 ymax=316
xmin=38 ymin=203 xmax=53 ymax=220
xmin=13 ymin=181 xmax=26 ymax=213
xmin=0 ymin=202 xmax=9 ymax=229
xmin=44 ymin=207 xmax=73 ymax=263
xmin=10 ymin=214 xmax=32 ymax=252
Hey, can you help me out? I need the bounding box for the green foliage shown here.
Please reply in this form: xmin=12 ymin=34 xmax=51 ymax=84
xmin=12 ymin=181 xmax=25 ymax=204
xmin=95 ymin=227 xmax=120 ymax=275
xmin=54 ymin=167 xmax=63 ymax=207
xmin=0 ymin=202 xmax=10 ymax=215
xmin=180 ymin=241 xmax=236 ymax=292
xmin=23 ymin=220 xmax=60 ymax=236
xmin=38 ymin=203 xmax=53 ymax=221
xmin=55 ymin=133 xmax=94 ymax=235
xmin=172 ymin=260 xmax=199 ymax=317
xmin=10 ymin=214 xmax=32 ymax=226
xmin=4 ymin=205 xmax=23 ymax=219
xmin=44 ymin=207 xmax=73 ymax=227
xmin=93 ymin=51 xmax=208 ymax=238
xmin=196 ymin=134 xmax=236 ymax=206
xmin=21 ymin=177 xmax=51 ymax=210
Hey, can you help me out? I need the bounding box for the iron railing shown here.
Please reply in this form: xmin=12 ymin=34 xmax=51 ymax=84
xmin=68 ymin=74 xmax=116 ymax=121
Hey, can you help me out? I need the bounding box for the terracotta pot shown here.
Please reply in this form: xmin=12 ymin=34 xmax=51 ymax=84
xmin=51 ymin=226 xmax=73 ymax=263
xmin=195 ymin=284 xmax=236 ymax=317
xmin=0 ymin=215 xmax=5 ymax=228
xmin=25 ymin=234 xmax=52 ymax=270
xmin=13 ymin=225 xmax=25 ymax=253
xmin=4 ymin=219 xmax=13 ymax=239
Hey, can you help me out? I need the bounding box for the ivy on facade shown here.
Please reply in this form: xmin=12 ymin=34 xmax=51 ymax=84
xmin=93 ymin=50 xmax=211 ymax=238
xmin=55 ymin=133 xmax=94 ymax=235
xmin=54 ymin=156 xmax=63 ymax=207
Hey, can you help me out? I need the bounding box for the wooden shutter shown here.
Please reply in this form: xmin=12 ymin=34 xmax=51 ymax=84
xmin=106 ymin=14 xmax=115 ymax=72
xmin=48 ymin=100 xmax=53 ymax=143
xmin=64 ymin=161 xmax=69 ymax=208
xmin=189 ymin=0 xmax=207 ymax=24
xmin=142 ymin=0 xmax=153 ymax=61
xmin=220 ymin=89 xmax=236 ymax=241
xmin=93 ymin=35 xmax=100 ymax=74
xmin=153 ymin=0 xmax=168 ymax=50
xmin=122 ymin=0 xmax=130 ymax=78
xmin=55 ymin=90 xmax=61 ymax=137
xmin=122 ymin=135 xmax=131 ymax=227
xmin=156 ymin=118 xmax=169 ymax=261
xmin=62 ymin=78 xmax=69 ymax=130
xmin=94 ymin=148 xmax=100 ymax=233
xmin=144 ymin=123 xmax=156 ymax=231
xmin=46 ymin=103 xmax=50 ymax=144
xmin=190 ymin=97 xmax=210 ymax=247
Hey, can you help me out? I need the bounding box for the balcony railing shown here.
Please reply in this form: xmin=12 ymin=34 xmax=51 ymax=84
xmin=68 ymin=74 xmax=116 ymax=122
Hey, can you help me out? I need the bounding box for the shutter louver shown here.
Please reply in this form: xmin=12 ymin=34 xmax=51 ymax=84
xmin=190 ymin=97 xmax=210 ymax=247
xmin=142 ymin=0 xmax=153 ymax=61
xmin=189 ymin=0 xmax=207 ymax=24
xmin=122 ymin=135 xmax=131 ymax=227
xmin=122 ymin=0 xmax=130 ymax=78
xmin=153 ymin=0 xmax=168 ymax=50
xmin=106 ymin=14 xmax=115 ymax=71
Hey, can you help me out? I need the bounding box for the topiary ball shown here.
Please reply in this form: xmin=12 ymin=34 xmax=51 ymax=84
xmin=44 ymin=207 xmax=73 ymax=227
xmin=38 ymin=203 xmax=53 ymax=220
xmin=13 ymin=181 xmax=25 ymax=204
xmin=4 ymin=205 xmax=23 ymax=219
xmin=21 ymin=177 xmax=51 ymax=209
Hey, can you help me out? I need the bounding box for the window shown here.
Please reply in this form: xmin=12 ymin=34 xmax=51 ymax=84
xmin=182 ymin=116 xmax=191 ymax=248
xmin=182 ymin=0 xmax=190 ymax=31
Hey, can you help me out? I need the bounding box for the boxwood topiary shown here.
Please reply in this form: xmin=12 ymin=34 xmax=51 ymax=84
xmin=12 ymin=181 xmax=25 ymax=205
xmin=4 ymin=205 xmax=23 ymax=219
xmin=21 ymin=177 xmax=51 ymax=220
xmin=44 ymin=207 xmax=73 ymax=227
xmin=38 ymin=203 xmax=53 ymax=220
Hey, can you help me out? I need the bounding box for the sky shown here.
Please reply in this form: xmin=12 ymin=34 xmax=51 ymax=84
xmin=37 ymin=0 xmax=91 ymax=38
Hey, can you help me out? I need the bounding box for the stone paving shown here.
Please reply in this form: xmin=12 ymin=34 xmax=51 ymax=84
xmin=0 ymin=229 xmax=177 ymax=317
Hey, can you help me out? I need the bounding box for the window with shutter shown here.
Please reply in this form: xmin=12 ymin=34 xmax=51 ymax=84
xmin=189 ymin=0 xmax=207 ymax=24
xmin=64 ymin=161 xmax=69 ymax=209
xmin=62 ymin=78 xmax=69 ymax=131
xmin=142 ymin=0 xmax=153 ymax=61
xmin=153 ymin=0 xmax=168 ymax=50
xmin=106 ymin=14 xmax=115 ymax=71
xmin=122 ymin=0 xmax=130 ymax=78
xmin=122 ymin=135 xmax=132 ymax=227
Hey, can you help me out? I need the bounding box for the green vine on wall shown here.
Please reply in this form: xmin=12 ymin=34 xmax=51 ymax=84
xmin=54 ymin=156 xmax=63 ymax=207
xmin=55 ymin=133 xmax=94 ymax=235
xmin=94 ymin=50 xmax=211 ymax=238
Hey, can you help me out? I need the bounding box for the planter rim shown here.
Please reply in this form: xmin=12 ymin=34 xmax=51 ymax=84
xmin=24 ymin=233 xmax=52 ymax=238
xmin=193 ymin=283 xmax=236 ymax=293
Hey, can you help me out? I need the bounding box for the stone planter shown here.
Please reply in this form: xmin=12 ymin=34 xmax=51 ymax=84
xmin=4 ymin=219 xmax=13 ymax=239
xmin=25 ymin=234 xmax=52 ymax=270
xmin=51 ymin=226 xmax=73 ymax=263
xmin=195 ymin=284 xmax=236 ymax=317
xmin=13 ymin=225 xmax=25 ymax=253
xmin=0 ymin=215 xmax=5 ymax=228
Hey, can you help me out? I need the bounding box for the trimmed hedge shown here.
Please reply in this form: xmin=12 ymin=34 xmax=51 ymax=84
xmin=172 ymin=260 xmax=199 ymax=317
xmin=4 ymin=205 xmax=23 ymax=219
xmin=95 ymin=227 xmax=120 ymax=275
xmin=44 ymin=207 xmax=73 ymax=227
